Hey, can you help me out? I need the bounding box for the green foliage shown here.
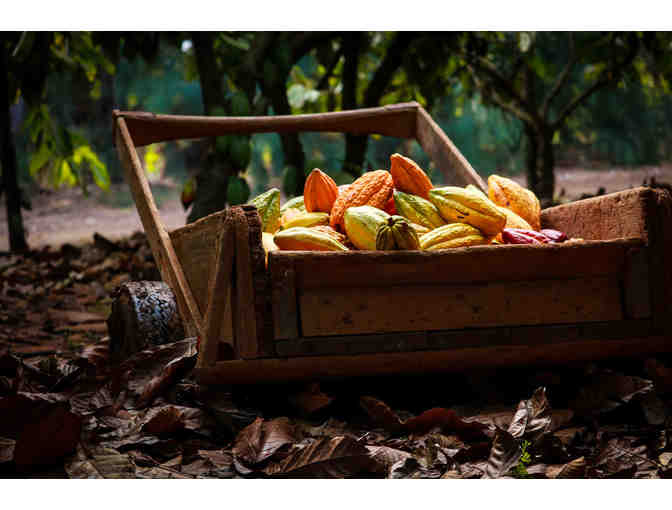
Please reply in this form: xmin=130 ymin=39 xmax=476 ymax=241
xmin=226 ymin=175 xmax=250 ymax=205
xmin=512 ymin=440 xmax=532 ymax=479
xmin=24 ymin=104 xmax=109 ymax=191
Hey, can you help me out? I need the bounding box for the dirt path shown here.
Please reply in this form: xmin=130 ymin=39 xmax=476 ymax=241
xmin=2 ymin=164 xmax=671 ymax=252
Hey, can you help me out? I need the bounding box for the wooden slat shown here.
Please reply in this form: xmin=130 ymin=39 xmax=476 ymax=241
xmin=114 ymin=117 xmax=203 ymax=338
xmin=269 ymin=255 xmax=299 ymax=340
xmin=195 ymin=334 xmax=672 ymax=384
xmin=299 ymin=276 xmax=623 ymax=337
xmin=415 ymin=106 xmax=487 ymax=190
xmin=275 ymin=319 xmax=653 ymax=358
xmin=233 ymin=208 xmax=258 ymax=359
xmin=623 ymin=247 xmax=651 ymax=319
xmin=114 ymin=103 xmax=418 ymax=147
xmin=275 ymin=238 xmax=643 ymax=290
xmin=198 ymin=213 xmax=235 ymax=368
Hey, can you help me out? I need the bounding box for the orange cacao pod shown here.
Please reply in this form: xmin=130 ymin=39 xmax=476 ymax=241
xmin=329 ymin=170 xmax=393 ymax=230
xmin=304 ymin=168 xmax=339 ymax=213
xmin=389 ymin=153 xmax=433 ymax=199
xmin=383 ymin=195 xmax=397 ymax=215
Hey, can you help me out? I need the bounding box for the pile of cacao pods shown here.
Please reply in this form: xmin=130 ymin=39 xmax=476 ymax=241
xmin=248 ymin=153 xmax=569 ymax=255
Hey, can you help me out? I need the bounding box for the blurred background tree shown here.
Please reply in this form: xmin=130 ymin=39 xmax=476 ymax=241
xmin=3 ymin=30 xmax=672 ymax=251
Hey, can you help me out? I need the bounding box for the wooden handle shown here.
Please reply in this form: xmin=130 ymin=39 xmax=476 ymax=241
xmin=113 ymin=102 xmax=419 ymax=147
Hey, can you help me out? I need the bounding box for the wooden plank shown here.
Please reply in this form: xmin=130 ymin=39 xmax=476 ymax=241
xmin=541 ymin=187 xmax=653 ymax=241
xmin=276 ymin=238 xmax=643 ymax=290
xmin=198 ymin=213 xmax=235 ymax=368
xmin=195 ymin=334 xmax=672 ymax=384
xmin=415 ymin=106 xmax=487 ymax=190
xmin=269 ymin=255 xmax=299 ymax=340
xmin=645 ymin=189 xmax=672 ymax=333
xmin=114 ymin=103 xmax=418 ymax=147
xmin=232 ymin=208 xmax=258 ymax=359
xmin=275 ymin=319 xmax=653 ymax=358
xmin=623 ymin=247 xmax=651 ymax=319
xmin=114 ymin=117 xmax=203 ymax=338
xmin=299 ymin=277 xmax=624 ymax=337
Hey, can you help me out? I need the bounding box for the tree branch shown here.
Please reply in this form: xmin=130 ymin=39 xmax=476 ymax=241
xmin=541 ymin=32 xmax=575 ymax=118
xmin=552 ymin=35 xmax=640 ymax=130
xmin=363 ymin=32 xmax=418 ymax=106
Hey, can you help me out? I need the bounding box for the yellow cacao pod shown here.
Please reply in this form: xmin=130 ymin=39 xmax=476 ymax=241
xmin=375 ymin=216 xmax=421 ymax=251
xmin=281 ymin=212 xmax=329 ymax=230
xmin=343 ymin=205 xmax=389 ymax=251
xmin=309 ymin=225 xmax=350 ymax=246
xmin=261 ymin=232 xmax=278 ymax=266
xmin=419 ymin=223 xmax=488 ymax=251
xmin=488 ymin=174 xmax=541 ymax=231
xmin=465 ymin=184 xmax=488 ymax=199
xmin=249 ymin=188 xmax=281 ymax=233
xmin=428 ymin=186 xmax=506 ymax=238
xmin=495 ymin=205 xmax=532 ymax=243
xmin=393 ymin=191 xmax=446 ymax=230
xmin=409 ymin=222 xmax=430 ymax=235
xmin=273 ymin=227 xmax=349 ymax=251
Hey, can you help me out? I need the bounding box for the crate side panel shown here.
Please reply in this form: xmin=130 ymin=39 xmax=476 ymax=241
xmin=299 ymin=277 xmax=624 ymax=337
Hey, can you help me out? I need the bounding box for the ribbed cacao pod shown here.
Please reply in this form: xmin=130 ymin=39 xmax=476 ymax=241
xmin=280 ymin=212 xmax=329 ymax=230
xmin=280 ymin=195 xmax=306 ymax=214
xmin=383 ymin=195 xmax=397 ymax=215
xmin=419 ymin=223 xmax=488 ymax=251
xmin=389 ymin=153 xmax=433 ymax=199
xmin=343 ymin=205 xmax=390 ymax=251
xmin=393 ymin=190 xmax=446 ymax=230
xmin=330 ymin=170 xmax=393 ymax=230
xmin=304 ymin=168 xmax=339 ymax=213
xmin=376 ymin=216 xmax=420 ymax=250
xmin=310 ymin=225 xmax=349 ymax=246
xmin=274 ymin=227 xmax=349 ymax=251
xmin=428 ymin=186 xmax=506 ymax=238
xmin=409 ymin=222 xmax=431 ymax=235
xmin=488 ymin=175 xmax=541 ymax=231
xmin=249 ymin=188 xmax=281 ymax=233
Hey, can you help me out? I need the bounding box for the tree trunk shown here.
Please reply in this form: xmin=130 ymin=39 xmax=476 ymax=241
xmin=188 ymin=32 xmax=236 ymax=223
xmin=523 ymin=125 xmax=555 ymax=206
xmin=0 ymin=43 xmax=28 ymax=253
xmin=342 ymin=34 xmax=367 ymax=178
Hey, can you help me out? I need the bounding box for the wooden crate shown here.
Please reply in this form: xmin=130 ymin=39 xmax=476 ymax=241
xmin=113 ymin=104 xmax=672 ymax=385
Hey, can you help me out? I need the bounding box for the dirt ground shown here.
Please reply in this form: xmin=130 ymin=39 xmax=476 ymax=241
xmin=2 ymin=164 xmax=671 ymax=252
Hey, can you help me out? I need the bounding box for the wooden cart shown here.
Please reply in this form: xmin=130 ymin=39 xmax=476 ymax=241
xmin=113 ymin=103 xmax=672 ymax=385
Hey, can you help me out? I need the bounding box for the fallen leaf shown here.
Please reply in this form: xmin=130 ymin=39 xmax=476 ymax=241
xmin=482 ymin=427 xmax=522 ymax=479
xmin=546 ymin=456 xmax=587 ymax=479
xmin=233 ymin=417 xmax=297 ymax=471
xmin=365 ymin=445 xmax=413 ymax=475
xmin=181 ymin=450 xmax=234 ymax=478
xmin=508 ymin=387 xmax=553 ymax=442
xmin=591 ymin=438 xmax=650 ymax=478
xmin=263 ymin=436 xmax=379 ymax=478
xmin=142 ymin=406 xmax=185 ymax=437
xmin=64 ymin=443 xmax=135 ymax=478
xmin=288 ymin=383 xmax=333 ymax=416
xmin=570 ymin=370 xmax=653 ymax=417
xmin=388 ymin=456 xmax=442 ymax=479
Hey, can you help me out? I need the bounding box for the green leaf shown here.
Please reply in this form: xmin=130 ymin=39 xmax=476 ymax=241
xmin=28 ymin=144 xmax=52 ymax=176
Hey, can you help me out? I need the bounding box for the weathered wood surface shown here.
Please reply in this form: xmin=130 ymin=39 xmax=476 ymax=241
xmin=115 ymin=117 xmax=203 ymax=338
xmin=541 ymin=187 xmax=653 ymax=241
xmin=232 ymin=208 xmax=258 ymax=359
xmin=415 ymin=106 xmax=487 ymax=191
xmin=275 ymin=319 xmax=653 ymax=357
xmin=114 ymin=103 xmax=418 ymax=147
xmin=195 ymin=332 xmax=672 ymax=385
xmin=198 ymin=214 xmax=235 ymax=367
xmin=645 ymin=189 xmax=672 ymax=332
xmin=269 ymin=256 xmax=299 ymax=341
xmin=270 ymin=238 xmax=643 ymax=290
xmin=299 ymin=276 xmax=623 ymax=337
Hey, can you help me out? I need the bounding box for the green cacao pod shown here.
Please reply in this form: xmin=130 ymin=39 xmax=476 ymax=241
xmin=229 ymin=135 xmax=252 ymax=169
xmin=280 ymin=195 xmax=306 ymax=214
xmin=393 ymin=190 xmax=446 ymax=230
xmin=343 ymin=205 xmax=389 ymax=251
xmin=428 ymin=186 xmax=506 ymax=238
xmin=249 ymin=187 xmax=281 ymax=233
xmin=376 ymin=215 xmax=420 ymax=250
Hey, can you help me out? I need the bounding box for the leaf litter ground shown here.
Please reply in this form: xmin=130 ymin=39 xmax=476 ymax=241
xmin=2 ymin=232 xmax=672 ymax=478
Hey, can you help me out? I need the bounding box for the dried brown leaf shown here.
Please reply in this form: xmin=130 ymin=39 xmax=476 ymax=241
xmin=508 ymin=387 xmax=553 ymax=442
xmin=546 ymin=456 xmax=587 ymax=479
xmin=264 ymin=436 xmax=379 ymax=478
xmin=359 ymin=396 xmax=403 ymax=432
xmin=141 ymin=406 xmax=185 ymax=437
xmin=482 ymin=427 xmax=522 ymax=479
xmin=570 ymin=370 xmax=653 ymax=417
xmin=366 ymin=445 xmax=413 ymax=475
xmin=233 ymin=417 xmax=297 ymax=470
xmin=288 ymin=383 xmax=333 ymax=416
xmin=64 ymin=443 xmax=135 ymax=478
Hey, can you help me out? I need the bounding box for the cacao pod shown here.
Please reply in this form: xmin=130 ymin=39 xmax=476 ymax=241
xmin=488 ymin=175 xmax=541 ymax=231
xmin=541 ymin=229 xmax=567 ymax=243
xmin=389 ymin=153 xmax=433 ymax=199
xmin=393 ymin=190 xmax=446 ymax=230
xmin=280 ymin=195 xmax=306 ymax=214
xmin=262 ymin=232 xmax=278 ymax=266
xmin=465 ymin=184 xmax=488 ymax=199
xmin=304 ymin=168 xmax=339 ymax=213
xmin=330 ymin=170 xmax=393 ymax=230
xmin=419 ymin=223 xmax=488 ymax=251
xmin=343 ymin=205 xmax=390 ymax=251
xmin=376 ymin=216 xmax=421 ymax=251
xmin=274 ymin=227 xmax=349 ymax=251
xmin=249 ymin=187 xmax=280 ymax=233
xmin=495 ymin=205 xmax=532 ymax=243
xmin=280 ymin=212 xmax=329 ymax=230
xmin=383 ymin=195 xmax=397 ymax=215
xmin=501 ymin=228 xmax=550 ymax=245
xmin=310 ymin=225 xmax=350 ymax=246
xmin=428 ymin=186 xmax=506 ymax=237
